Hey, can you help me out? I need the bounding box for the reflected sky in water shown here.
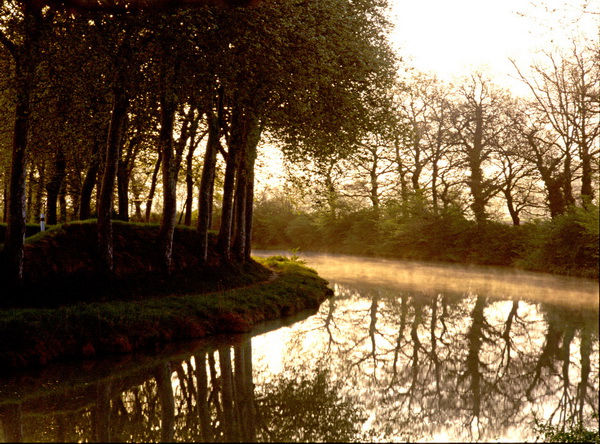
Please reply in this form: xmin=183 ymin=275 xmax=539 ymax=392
xmin=0 ymin=253 xmax=598 ymax=442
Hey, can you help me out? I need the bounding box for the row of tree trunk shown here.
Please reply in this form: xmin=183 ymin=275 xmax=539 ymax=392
xmin=1 ymin=3 xmax=267 ymax=286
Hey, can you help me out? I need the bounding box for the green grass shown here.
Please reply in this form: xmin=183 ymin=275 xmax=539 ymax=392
xmin=0 ymin=256 xmax=332 ymax=370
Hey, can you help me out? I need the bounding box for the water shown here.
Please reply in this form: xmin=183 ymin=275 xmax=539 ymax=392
xmin=0 ymin=252 xmax=598 ymax=442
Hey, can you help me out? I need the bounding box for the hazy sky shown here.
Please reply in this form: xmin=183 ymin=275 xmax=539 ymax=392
xmin=388 ymin=0 xmax=599 ymax=89
xmin=255 ymin=1 xmax=599 ymax=190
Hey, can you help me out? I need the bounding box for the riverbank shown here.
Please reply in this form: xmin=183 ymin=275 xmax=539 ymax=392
xmin=0 ymin=255 xmax=333 ymax=370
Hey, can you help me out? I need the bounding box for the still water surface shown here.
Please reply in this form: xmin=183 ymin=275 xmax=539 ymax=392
xmin=0 ymin=252 xmax=598 ymax=442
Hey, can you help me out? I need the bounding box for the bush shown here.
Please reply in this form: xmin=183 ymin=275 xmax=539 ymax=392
xmin=533 ymin=414 xmax=600 ymax=443
xmin=284 ymin=214 xmax=321 ymax=250
xmin=517 ymin=205 xmax=599 ymax=278
xmin=250 ymin=199 xmax=599 ymax=279
xmin=252 ymin=195 xmax=299 ymax=248
xmin=378 ymin=206 xmax=475 ymax=262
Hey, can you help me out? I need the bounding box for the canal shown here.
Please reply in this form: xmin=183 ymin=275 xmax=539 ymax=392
xmin=0 ymin=252 xmax=598 ymax=442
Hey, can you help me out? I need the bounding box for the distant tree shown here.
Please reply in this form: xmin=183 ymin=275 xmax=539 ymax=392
xmin=509 ymin=103 xmax=573 ymax=218
xmin=394 ymin=73 xmax=457 ymax=213
xmin=448 ymin=73 xmax=511 ymax=224
xmin=511 ymin=41 xmax=600 ymax=207
xmin=344 ymin=93 xmax=400 ymax=211
xmin=495 ymin=107 xmax=543 ymax=225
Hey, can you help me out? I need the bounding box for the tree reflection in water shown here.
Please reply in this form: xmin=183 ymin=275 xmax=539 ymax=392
xmin=0 ymin=278 xmax=597 ymax=442
xmin=0 ymin=333 xmax=367 ymax=442
xmin=270 ymin=282 xmax=599 ymax=442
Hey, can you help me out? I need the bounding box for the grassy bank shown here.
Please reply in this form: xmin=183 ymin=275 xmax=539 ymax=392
xmin=3 ymin=220 xmax=278 ymax=307
xmin=0 ymin=256 xmax=333 ymax=370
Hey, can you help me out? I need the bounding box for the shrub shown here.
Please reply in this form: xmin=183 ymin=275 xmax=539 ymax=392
xmin=517 ymin=205 xmax=599 ymax=278
xmin=533 ymin=414 xmax=600 ymax=443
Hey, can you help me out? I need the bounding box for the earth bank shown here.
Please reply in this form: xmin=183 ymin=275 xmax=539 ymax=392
xmin=0 ymin=221 xmax=333 ymax=370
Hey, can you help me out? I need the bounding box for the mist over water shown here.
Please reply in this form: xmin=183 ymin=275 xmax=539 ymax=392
xmin=256 ymin=251 xmax=599 ymax=309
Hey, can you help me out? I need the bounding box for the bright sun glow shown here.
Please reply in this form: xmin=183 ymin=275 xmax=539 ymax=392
xmin=388 ymin=0 xmax=599 ymax=90
xmin=255 ymin=1 xmax=599 ymax=192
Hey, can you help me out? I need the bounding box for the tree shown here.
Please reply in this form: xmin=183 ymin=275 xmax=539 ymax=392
xmin=448 ymin=73 xmax=510 ymax=224
xmin=208 ymin=0 xmax=397 ymax=261
xmin=394 ymin=73 xmax=457 ymax=213
xmin=0 ymin=0 xmax=52 ymax=284
xmin=0 ymin=0 xmax=265 ymax=285
xmin=510 ymin=103 xmax=572 ymax=218
xmin=511 ymin=41 xmax=600 ymax=208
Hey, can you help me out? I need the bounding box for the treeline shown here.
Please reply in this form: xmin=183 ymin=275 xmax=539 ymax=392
xmin=250 ymin=41 xmax=599 ymax=279
xmin=252 ymin=193 xmax=599 ymax=279
xmin=0 ymin=0 xmax=396 ymax=283
xmin=1 ymin=0 xmax=597 ymax=286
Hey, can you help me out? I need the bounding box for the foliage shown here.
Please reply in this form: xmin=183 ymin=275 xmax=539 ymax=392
xmin=252 ymin=194 xmax=599 ymax=278
xmin=533 ymin=414 xmax=600 ymax=443
xmin=251 ymin=193 xmax=297 ymax=248
xmin=516 ymin=204 xmax=599 ymax=278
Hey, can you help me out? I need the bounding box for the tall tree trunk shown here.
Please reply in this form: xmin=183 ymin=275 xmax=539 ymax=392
xmin=183 ymin=126 xmax=204 ymax=227
xmin=580 ymin=147 xmax=593 ymax=204
xmin=97 ymin=84 xmax=129 ymax=277
xmin=232 ymin=140 xmax=248 ymax=262
xmin=69 ymin=171 xmax=80 ymax=221
xmin=394 ymin=139 xmax=410 ymax=204
xmin=242 ymin=140 xmax=258 ymax=262
xmin=468 ymin=105 xmax=487 ymax=225
xmin=79 ymin=93 xmax=106 ymax=221
xmin=197 ymin=111 xmax=220 ymax=263
xmin=79 ymin=140 xmax=102 ymax=220
xmin=116 ymin=149 xmax=130 ymax=222
xmin=504 ymin=189 xmax=520 ymax=226
xmin=232 ymin=112 xmax=260 ymax=262
xmin=45 ymin=149 xmax=66 ymax=225
xmin=562 ymin=149 xmax=575 ymax=208
xmin=145 ymin=151 xmax=162 ymax=222
xmin=158 ymin=72 xmax=177 ymax=274
xmin=431 ymin=126 xmax=445 ymax=215
xmin=26 ymin=164 xmax=34 ymax=223
xmin=172 ymin=106 xmax=201 ymax=227
xmin=117 ymin=123 xmax=144 ymax=222
xmin=369 ymin=152 xmax=380 ymax=210
xmin=58 ymin=177 xmax=67 ymax=223
xmin=2 ymin=5 xmax=43 ymax=285
xmin=32 ymin=161 xmax=45 ymax=224
xmin=184 ymin=147 xmax=195 ymax=226
xmin=217 ymin=106 xmax=243 ymax=262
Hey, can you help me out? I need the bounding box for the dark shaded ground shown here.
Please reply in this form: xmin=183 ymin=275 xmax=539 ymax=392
xmin=3 ymin=220 xmax=271 ymax=308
